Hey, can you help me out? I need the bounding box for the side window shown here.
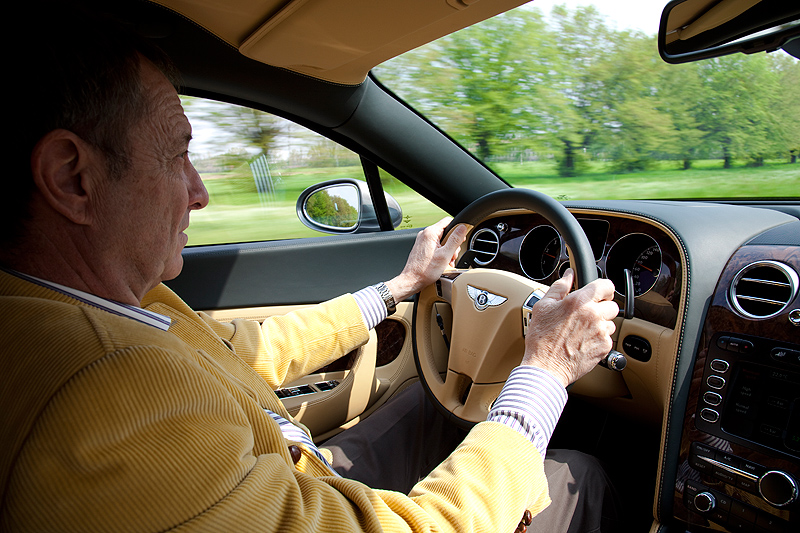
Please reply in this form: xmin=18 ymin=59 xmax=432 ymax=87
xmin=181 ymin=96 xmax=447 ymax=246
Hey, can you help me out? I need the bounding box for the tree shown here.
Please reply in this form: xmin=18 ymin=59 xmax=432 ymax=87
xmin=374 ymin=3 xmax=798 ymax=174
xmin=595 ymin=32 xmax=679 ymax=171
xmin=376 ymin=7 xmax=550 ymax=160
xmin=180 ymin=96 xmax=282 ymax=158
xmin=689 ymin=54 xmax=782 ymax=167
xmin=535 ymin=5 xmax=613 ymax=176
xmin=769 ymin=53 xmax=800 ymax=163
xmin=650 ymin=54 xmax=704 ymax=169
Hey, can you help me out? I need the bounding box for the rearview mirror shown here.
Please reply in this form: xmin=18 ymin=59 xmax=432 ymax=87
xmin=659 ymin=0 xmax=800 ymax=64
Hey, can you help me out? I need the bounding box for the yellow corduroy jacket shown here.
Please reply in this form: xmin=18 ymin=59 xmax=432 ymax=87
xmin=0 ymin=270 xmax=550 ymax=532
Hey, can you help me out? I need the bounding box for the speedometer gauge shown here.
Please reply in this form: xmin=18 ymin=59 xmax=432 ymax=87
xmin=631 ymin=245 xmax=661 ymax=296
xmin=606 ymin=233 xmax=663 ymax=297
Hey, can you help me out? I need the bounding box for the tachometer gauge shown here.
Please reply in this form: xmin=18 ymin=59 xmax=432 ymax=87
xmin=520 ymin=225 xmax=562 ymax=280
xmin=541 ymin=236 xmax=561 ymax=275
xmin=631 ymin=245 xmax=661 ymax=296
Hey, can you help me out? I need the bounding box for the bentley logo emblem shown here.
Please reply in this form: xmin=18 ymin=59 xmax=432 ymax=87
xmin=467 ymin=285 xmax=507 ymax=311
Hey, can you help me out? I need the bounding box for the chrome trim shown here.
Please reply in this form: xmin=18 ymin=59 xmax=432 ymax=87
xmin=729 ymin=260 xmax=799 ymax=319
xmin=703 ymin=391 xmax=722 ymax=406
xmin=694 ymin=455 xmax=758 ymax=482
xmin=519 ymin=224 xmax=562 ymax=280
xmin=469 ymin=228 xmax=500 ymax=266
xmin=700 ymin=408 xmax=720 ymax=423
xmin=606 ymin=232 xmax=662 ymax=298
xmin=466 ymin=285 xmax=507 ymax=311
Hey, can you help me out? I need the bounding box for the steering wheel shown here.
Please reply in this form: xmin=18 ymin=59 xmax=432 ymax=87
xmin=412 ymin=189 xmax=599 ymax=427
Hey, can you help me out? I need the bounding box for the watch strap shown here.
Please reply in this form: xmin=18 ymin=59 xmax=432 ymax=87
xmin=373 ymin=282 xmax=396 ymax=316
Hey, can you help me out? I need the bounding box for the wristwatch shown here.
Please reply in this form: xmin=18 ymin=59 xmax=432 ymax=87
xmin=373 ymin=282 xmax=396 ymax=316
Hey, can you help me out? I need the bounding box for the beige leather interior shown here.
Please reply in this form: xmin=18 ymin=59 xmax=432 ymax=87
xmin=152 ymin=0 xmax=531 ymax=84
xmin=206 ymin=302 xmax=421 ymax=440
xmin=416 ymin=268 xmax=550 ymax=423
xmin=414 ymin=207 xmax=691 ymax=429
xmin=664 ymin=0 xmax=762 ymax=44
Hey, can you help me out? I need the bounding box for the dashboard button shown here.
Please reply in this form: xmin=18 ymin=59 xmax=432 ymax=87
xmin=712 ymin=465 xmax=738 ymax=485
xmin=707 ymin=375 xmax=726 ymax=389
xmin=710 ymin=359 xmax=730 ymax=373
xmin=759 ymin=470 xmax=799 ymax=508
xmin=691 ymin=441 xmax=717 ymax=458
xmin=736 ymin=475 xmax=759 ymax=494
xmin=740 ymin=460 xmax=765 ymax=479
xmin=717 ymin=451 xmax=741 ymax=468
xmin=684 ymin=479 xmax=701 ymax=500
xmin=727 ymin=337 xmax=747 ymax=352
xmin=771 ymin=347 xmax=800 ymax=366
xmin=717 ymin=336 xmax=730 ymax=350
xmin=714 ymin=491 xmax=733 ymax=510
xmin=737 ymin=340 xmax=754 ymax=355
xmin=755 ymin=511 xmax=790 ymax=533
xmin=726 ymin=513 xmax=755 ymax=532
xmin=703 ymin=391 xmax=722 ymax=406
xmin=730 ymin=501 xmax=756 ymax=522
xmin=622 ymin=335 xmax=652 ymax=362
xmin=710 ymin=509 xmax=729 ymax=526
xmin=689 ymin=444 xmax=714 ymax=474
xmin=693 ymin=491 xmax=716 ymax=513
xmin=701 ymin=408 xmax=720 ymax=423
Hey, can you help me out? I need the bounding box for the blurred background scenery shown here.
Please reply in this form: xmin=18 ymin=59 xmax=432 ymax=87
xmin=183 ymin=2 xmax=799 ymax=246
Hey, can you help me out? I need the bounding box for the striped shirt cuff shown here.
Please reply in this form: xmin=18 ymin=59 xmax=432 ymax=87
xmin=352 ymin=286 xmax=387 ymax=331
xmin=487 ymin=366 xmax=568 ymax=460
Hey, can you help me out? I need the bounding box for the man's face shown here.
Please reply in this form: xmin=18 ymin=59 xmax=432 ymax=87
xmin=94 ymin=59 xmax=209 ymax=294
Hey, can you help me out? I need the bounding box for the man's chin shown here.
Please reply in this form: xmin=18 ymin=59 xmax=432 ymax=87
xmin=161 ymin=255 xmax=184 ymax=283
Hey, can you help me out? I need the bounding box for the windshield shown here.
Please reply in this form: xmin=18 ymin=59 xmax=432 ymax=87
xmin=373 ymin=1 xmax=799 ymax=201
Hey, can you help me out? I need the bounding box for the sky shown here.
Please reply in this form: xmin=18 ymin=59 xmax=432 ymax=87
xmin=528 ymin=0 xmax=667 ymax=35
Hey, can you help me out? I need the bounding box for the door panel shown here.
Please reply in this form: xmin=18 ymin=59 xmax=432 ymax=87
xmin=201 ymin=303 xmax=420 ymax=438
xmin=168 ymin=229 xmax=420 ymax=309
xmin=176 ymin=230 xmax=422 ymax=436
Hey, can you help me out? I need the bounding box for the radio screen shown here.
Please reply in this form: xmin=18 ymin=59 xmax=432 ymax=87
xmin=722 ymin=362 xmax=800 ymax=457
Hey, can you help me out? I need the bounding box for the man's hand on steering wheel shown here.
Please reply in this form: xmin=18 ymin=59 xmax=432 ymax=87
xmin=521 ymin=269 xmax=619 ymax=388
xmin=385 ymin=218 xmax=468 ymax=303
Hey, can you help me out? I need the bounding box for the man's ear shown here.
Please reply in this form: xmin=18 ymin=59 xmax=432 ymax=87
xmin=30 ymin=129 xmax=101 ymax=225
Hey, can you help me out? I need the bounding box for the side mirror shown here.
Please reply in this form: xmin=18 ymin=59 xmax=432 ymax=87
xmin=296 ymin=179 xmax=402 ymax=234
xmin=659 ymin=0 xmax=800 ymax=64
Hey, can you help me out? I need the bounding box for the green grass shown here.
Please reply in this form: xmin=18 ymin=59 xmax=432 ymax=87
xmin=186 ymin=159 xmax=799 ymax=246
xmin=491 ymin=159 xmax=799 ymax=201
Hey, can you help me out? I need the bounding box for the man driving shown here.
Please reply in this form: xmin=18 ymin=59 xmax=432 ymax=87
xmin=1 ymin=4 xmax=619 ymax=532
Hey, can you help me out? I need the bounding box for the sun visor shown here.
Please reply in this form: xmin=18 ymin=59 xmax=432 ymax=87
xmin=153 ymin=0 xmax=528 ymax=84
xmin=236 ymin=0 xmax=529 ymax=85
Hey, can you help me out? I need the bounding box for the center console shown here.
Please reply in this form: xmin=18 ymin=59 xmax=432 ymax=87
xmin=673 ymin=245 xmax=800 ymax=533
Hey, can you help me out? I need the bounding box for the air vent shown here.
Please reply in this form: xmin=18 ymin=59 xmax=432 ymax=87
xmin=729 ymin=261 xmax=799 ymax=319
xmin=469 ymin=228 xmax=500 ymax=266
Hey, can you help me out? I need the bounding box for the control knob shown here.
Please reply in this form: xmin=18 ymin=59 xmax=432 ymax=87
xmin=693 ymin=491 xmax=716 ymax=513
xmin=759 ymin=470 xmax=798 ymax=508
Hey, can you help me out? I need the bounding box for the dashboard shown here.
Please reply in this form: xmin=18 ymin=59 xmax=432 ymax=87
xmin=674 ymin=226 xmax=800 ymax=533
xmin=461 ymin=210 xmax=682 ymax=330
xmin=458 ymin=203 xmax=800 ymax=533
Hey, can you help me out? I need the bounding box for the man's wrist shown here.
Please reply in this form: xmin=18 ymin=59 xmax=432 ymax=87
xmin=373 ymin=281 xmax=396 ymax=316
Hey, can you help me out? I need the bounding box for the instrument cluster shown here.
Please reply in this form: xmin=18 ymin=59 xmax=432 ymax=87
xmin=462 ymin=212 xmax=683 ymax=329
